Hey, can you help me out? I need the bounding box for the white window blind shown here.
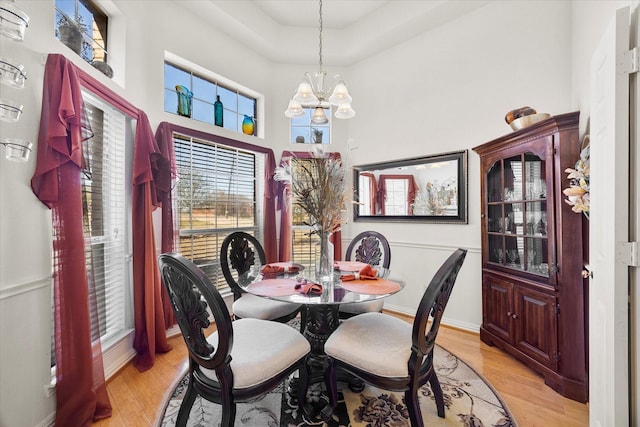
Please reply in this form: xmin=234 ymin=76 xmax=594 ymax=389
xmin=81 ymin=91 xmax=130 ymax=345
xmin=174 ymin=134 xmax=264 ymax=291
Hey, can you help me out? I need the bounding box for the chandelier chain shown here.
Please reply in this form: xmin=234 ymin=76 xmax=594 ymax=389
xmin=318 ymin=0 xmax=323 ymax=71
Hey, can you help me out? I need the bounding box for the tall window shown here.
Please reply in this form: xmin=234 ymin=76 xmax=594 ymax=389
xmin=290 ymin=158 xmax=321 ymax=267
xmin=164 ymin=62 xmax=258 ymax=136
xmin=55 ymin=0 xmax=108 ymax=64
xmin=174 ymin=134 xmax=265 ymax=292
xmin=52 ymin=90 xmax=133 ymax=368
xmin=383 ymin=178 xmax=409 ymax=215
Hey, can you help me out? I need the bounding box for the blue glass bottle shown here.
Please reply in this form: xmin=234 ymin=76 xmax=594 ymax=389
xmin=214 ymin=95 xmax=223 ymax=127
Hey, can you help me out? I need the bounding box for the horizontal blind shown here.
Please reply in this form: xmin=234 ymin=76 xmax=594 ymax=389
xmin=82 ymin=92 xmax=127 ymax=343
xmin=174 ymin=134 xmax=262 ymax=290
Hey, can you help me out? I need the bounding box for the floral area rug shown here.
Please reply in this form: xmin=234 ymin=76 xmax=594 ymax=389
xmin=158 ymin=344 xmax=517 ymax=427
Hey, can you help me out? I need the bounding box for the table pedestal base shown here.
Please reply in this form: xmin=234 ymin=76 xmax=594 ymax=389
xmin=289 ymin=305 xmax=364 ymax=420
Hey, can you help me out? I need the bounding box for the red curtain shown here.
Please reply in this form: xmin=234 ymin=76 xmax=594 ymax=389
xmin=31 ymin=55 xmax=173 ymax=427
xmin=31 ymin=54 xmax=111 ymax=427
xmin=131 ymin=113 xmax=172 ymax=371
xmin=154 ymin=122 xmax=278 ymax=261
xmin=277 ymin=151 xmax=343 ymax=261
xmin=153 ymin=123 xmax=177 ymax=329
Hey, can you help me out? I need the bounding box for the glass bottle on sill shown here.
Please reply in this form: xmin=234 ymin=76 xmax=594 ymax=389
xmin=214 ymin=95 xmax=223 ymax=127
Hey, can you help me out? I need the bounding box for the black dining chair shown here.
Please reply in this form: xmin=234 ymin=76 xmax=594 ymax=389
xmin=220 ymin=231 xmax=302 ymax=324
xmin=158 ymin=253 xmax=311 ymax=427
xmin=339 ymin=231 xmax=392 ymax=319
xmin=324 ymin=248 xmax=467 ymax=426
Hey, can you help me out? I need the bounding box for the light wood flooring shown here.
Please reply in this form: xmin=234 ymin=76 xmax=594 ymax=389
xmin=94 ymin=313 xmax=589 ymax=426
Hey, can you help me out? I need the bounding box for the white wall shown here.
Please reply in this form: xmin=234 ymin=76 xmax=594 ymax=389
xmin=337 ymin=0 xmax=574 ymax=326
xmin=0 ymin=1 xmax=630 ymax=425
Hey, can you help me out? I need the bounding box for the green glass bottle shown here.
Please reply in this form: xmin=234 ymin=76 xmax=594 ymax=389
xmin=214 ymin=95 xmax=223 ymax=127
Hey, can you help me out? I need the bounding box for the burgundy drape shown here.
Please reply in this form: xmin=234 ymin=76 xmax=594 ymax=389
xmin=31 ymin=54 xmax=111 ymax=427
xmin=132 ymin=112 xmax=172 ymax=371
xmin=153 ymin=123 xmax=177 ymax=329
xmin=32 ymin=55 xmax=172 ymax=410
xmin=277 ymin=151 xmax=343 ymax=261
xmin=360 ymin=172 xmax=378 ymax=215
xmin=377 ymin=174 xmax=418 ymax=215
xmin=154 ymin=122 xmax=278 ymax=262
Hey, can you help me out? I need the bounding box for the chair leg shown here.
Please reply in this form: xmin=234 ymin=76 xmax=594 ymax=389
xmin=428 ymin=372 xmax=445 ymax=418
xmin=176 ymin=380 xmax=197 ymax=427
xmin=220 ymin=395 xmax=237 ymax=427
xmin=405 ymin=383 xmax=424 ymax=427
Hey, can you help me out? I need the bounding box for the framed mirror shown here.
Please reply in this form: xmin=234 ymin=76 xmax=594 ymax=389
xmin=353 ymin=150 xmax=468 ymax=223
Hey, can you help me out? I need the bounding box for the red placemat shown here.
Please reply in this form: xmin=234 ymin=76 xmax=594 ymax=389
xmin=340 ymin=278 xmax=401 ymax=295
xmin=334 ymin=260 xmax=369 ymax=272
xmin=246 ymin=278 xmax=301 ymax=296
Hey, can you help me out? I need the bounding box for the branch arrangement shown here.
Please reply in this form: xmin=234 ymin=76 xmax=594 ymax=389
xmin=292 ymin=156 xmax=347 ymax=235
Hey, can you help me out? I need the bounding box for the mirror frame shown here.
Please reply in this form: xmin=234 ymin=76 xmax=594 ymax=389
xmin=352 ymin=150 xmax=468 ymax=224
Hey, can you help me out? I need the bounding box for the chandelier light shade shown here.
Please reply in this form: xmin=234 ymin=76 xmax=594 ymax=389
xmin=284 ymin=0 xmax=355 ymax=121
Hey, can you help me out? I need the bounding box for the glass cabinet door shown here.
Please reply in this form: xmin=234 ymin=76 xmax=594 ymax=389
xmin=486 ymin=152 xmax=550 ymax=278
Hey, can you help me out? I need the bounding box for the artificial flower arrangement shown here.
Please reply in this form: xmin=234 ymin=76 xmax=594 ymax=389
xmin=563 ymin=135 xmax=590 ymax=218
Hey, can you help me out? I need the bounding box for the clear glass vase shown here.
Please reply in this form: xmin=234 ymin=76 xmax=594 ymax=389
xmin=316 ymin=231 xmax=334 ymax=282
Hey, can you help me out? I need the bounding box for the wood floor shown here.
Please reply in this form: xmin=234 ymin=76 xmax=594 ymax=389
xmin=93 ymin=313 xmax=589 ymax=426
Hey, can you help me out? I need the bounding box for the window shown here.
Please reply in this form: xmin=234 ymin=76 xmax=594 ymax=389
xmin=52 ymin=90 xmax=133 ymax=368
xmin=174 ymin=134 xmax=265 ymax=292
xmin=290 ymin=107 xmax=331 ymax=144
xmin=55 ymin=0 xmax=108 ymax=64
xmin=290 ymin=158 xmax=322 ymax=267
xmin=383 ymin=178 xmax=409 ymax=215
xmin=164 ymin=61 xmax=258 ymax=136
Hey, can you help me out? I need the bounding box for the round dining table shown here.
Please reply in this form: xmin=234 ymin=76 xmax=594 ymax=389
xmin=242 ymin=261 xmax=402 ymax=352
xmin=240 ymin=261 xmax=404 ymax=397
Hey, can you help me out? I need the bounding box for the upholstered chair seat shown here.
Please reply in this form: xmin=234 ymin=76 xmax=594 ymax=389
xmin=231 ymin=293 xmax=301 ymax=321
xmin=202 ymin=318 xmax=310 ymax=389
xmin=325 ymin=312 xmax=413 ymax=377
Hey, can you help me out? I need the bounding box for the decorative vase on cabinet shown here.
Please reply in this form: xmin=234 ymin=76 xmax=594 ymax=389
xmin=472 ymin=111 xmax=588 ymax=403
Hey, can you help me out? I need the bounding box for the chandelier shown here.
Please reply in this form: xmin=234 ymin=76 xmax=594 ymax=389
xmin=284 ymin=0 xmax=355 ymax=124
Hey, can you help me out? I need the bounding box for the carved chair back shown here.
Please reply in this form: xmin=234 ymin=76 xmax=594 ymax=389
xmin=220 ymin=232 xmax=266 ymax=300
xmin=345 ymin=231 xmax=391 ymax=268
xmin=159 ymin=252 xmax=231 ymax=371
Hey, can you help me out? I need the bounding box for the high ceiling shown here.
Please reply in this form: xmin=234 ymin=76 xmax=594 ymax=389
xmin=180 ymin=0 xmax=492 ymax=66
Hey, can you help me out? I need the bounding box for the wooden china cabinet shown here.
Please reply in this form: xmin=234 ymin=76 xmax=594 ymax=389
xmin=472 ymin=111 xmax=588 ymax=402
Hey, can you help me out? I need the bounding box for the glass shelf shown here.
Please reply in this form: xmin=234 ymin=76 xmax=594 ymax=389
xmin=486 ymin=151 xmax=550 ymax=277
